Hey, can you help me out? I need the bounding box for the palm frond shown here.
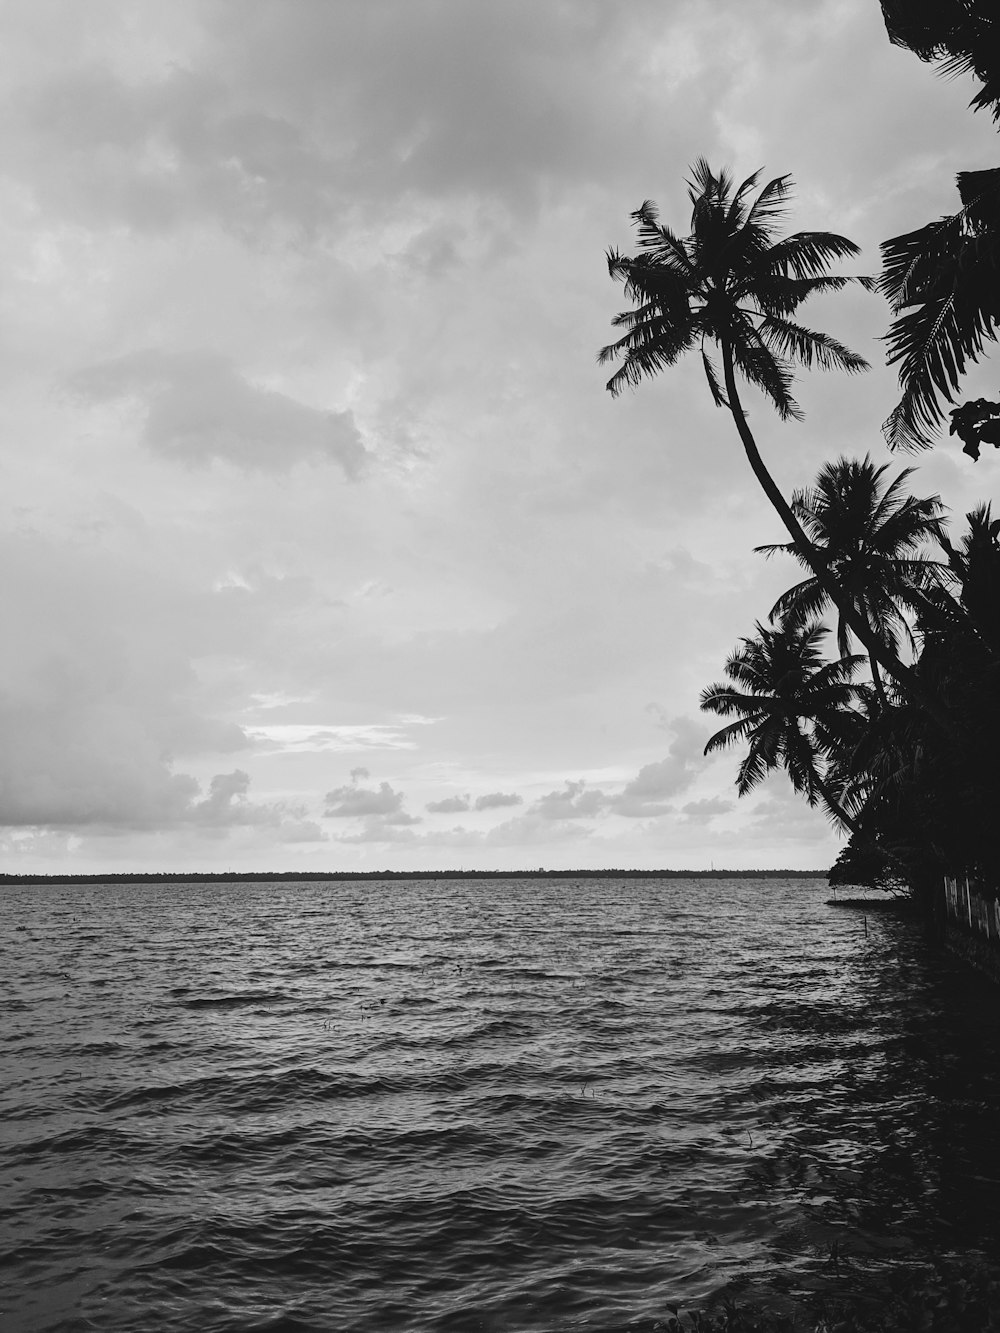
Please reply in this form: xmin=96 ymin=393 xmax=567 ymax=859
xmin=743 ymin=174 xmax=792 ymax=230
xmin=768 ymin=578 xmax=827 ymax=626
xmin=702 ymin=716 xmax=760 ymax=753
xmin=755 ymin=539 xmax=798 ymax=559
xmin=758 ymin=316 xmax=870 ymax=374
xmin=599 ymin=316 xmax=698 ymax=396
xmin=727 ymin=168 xmax=764 ymax=228
xmin=702 ymin=349 xmax=728 ymax=407
xmin=882 ymin=289 xmax=998 ymax=450
xmin=728 ymin=319 xmax=802 ymax=419
xmin=628 ymin=204 xmax=697 ymax=276
xmin=880 ymin=182 xmax=1000 ymax=450
xmin=754 ymin=231 xmax=864 ymax=281
xmin=686 ymin=156 xmax=719 ymax=206
xmin=736 ymin=744 xmax=773 ymax=795
xmin=743 ymin=272 xmax=874 ymax=316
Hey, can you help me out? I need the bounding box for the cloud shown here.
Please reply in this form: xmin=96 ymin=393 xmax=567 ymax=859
xmin=679 ymin=796 xmax=733 ymax=824
xmin=340 ymin=809 xmax=595 ymax=849
xmin=335 ymin=815 xmax=422 ymax=844
xmin=426 ymin=794 xmax=470 ymax=813
xmin=8 ymin=7 xmax=660 ymax=231
xmin=533 ymin=779 xmax=608 ymax=821
xmin=0 ymin=528 xmax=274 ymax=834
xmin=0 ymin=710 xmax=319 ymax=838
xmin=324 ymin=779 xmax=408 ymax=818
xmin=473 ymin=791 xmax=522 ymax=810
xmin=15 ymin=61 xmax=337 ymax=234
xmin=611 ymin=716 xmax=706 ymax=817
xmin=249 ymin=723 xmax=425 ymax=754
xmin=742 ymin=784 xmax=838 ymax=847
xmin=187 ymin=769 xmax=326 ymax=840
xmin=70 ymin=350 xmax=366 ymax=476
xmin=0 ymin=1 xmax=987 ymax=877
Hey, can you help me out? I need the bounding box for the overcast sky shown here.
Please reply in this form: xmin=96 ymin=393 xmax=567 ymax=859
xmin=2 ymin=0 xmax=998 ymax=875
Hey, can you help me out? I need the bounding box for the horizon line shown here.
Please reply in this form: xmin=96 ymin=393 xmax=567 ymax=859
xmin=0 ymin=867 xmax=832 ymax=884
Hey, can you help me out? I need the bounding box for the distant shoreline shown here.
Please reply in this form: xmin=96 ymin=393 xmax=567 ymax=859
xmin=0 ymin=868 xmax=831 ymax=885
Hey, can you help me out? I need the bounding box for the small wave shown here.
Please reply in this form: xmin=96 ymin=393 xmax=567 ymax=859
xmin=176 ymin=990 xmax=292 ymax=1010
xmin=8 ymin=1122 xmax=142 ymax=1160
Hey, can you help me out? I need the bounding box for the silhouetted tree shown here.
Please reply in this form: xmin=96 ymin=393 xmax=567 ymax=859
xmin=828 ymin=505 xmax=1000 ymax=912
xmin=757 ymin=456 xmax=947 ymax=703
xmin=700 ymin=618 xmax=863 ymax=833
xmin=880 ymin=1 xmax=1000 ymax=121
xmin=878 ymin=3 xmax=1000 ymax=454
xmin=600 ymin=162 xmax=960 ymax=732
xmin=601 ymin=163 xmax=949 ymax=691
xmin=881 ymin=168 xmax=1000 ymax=452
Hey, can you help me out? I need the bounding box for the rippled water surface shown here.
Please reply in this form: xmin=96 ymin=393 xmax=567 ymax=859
xmin=4 ymin=875 xmax=1000 ymax=1331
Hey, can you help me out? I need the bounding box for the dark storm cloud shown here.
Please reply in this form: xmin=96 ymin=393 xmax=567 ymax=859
xmin=71 ymin=351 xmax=366 ymax=475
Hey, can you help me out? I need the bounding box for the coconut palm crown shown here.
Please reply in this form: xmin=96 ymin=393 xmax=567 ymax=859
xmin=700 ymin=618 xmax=863 ymax=832
xmin=599 ymin=158 xmax=873 ymax=416
xmin=756 ymin=456 xmax=948 ymax=689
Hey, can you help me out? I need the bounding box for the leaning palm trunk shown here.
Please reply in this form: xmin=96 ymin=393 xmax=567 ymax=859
xmin=719 ymin=341 xmax=953 ymax=734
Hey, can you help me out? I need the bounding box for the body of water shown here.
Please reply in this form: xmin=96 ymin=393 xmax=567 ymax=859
xmin=3 ymin=875 xmax=1000 ymax=1331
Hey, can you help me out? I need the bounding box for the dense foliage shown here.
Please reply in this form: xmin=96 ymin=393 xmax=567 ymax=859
xmin=879 ymin=2 xmax=1000 ymax=454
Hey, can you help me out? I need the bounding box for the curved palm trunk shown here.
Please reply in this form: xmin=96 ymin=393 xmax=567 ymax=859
xmin=720 ymin=340 xmax=954 ymax=736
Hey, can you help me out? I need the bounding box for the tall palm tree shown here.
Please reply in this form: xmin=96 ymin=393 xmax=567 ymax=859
xmin=700 ymin=618 xmax=863 ymax=833
xmin=755 ymin=455 xmax=948 ymax=703
xmin=597 ymin=160 xmax=935 ymax=707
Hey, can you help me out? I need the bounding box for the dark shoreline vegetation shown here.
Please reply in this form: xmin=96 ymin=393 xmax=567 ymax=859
xmin=0 ymin=868 xmax=830 ymax=885
xmin=601 ymin=2 xmax=1000 ymax=942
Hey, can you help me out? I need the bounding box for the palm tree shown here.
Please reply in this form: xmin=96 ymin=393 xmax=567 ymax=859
xmin=755 ymin=455 xmax=948 ymax=703
xmin=880 ymin=166 xmax=1000 ymax=453
xmin=700 ymin=618 xmax=864 ymax=833
xmin=913 ymin=503 xmax=1000 ymax=682
xmin=597 ymin=160 xmax=933 ymax=706
xmin=877 ymin=1 xmax=1000 ymax=454
xmin=879 ymin=1 xmax=1000 ymax=121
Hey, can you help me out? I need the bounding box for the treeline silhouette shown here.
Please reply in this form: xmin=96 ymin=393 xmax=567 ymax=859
xmin=600 ymin=3 xmax=1000 ymax=928
xmin=0 ymin=868 xmax=828 ymax=886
